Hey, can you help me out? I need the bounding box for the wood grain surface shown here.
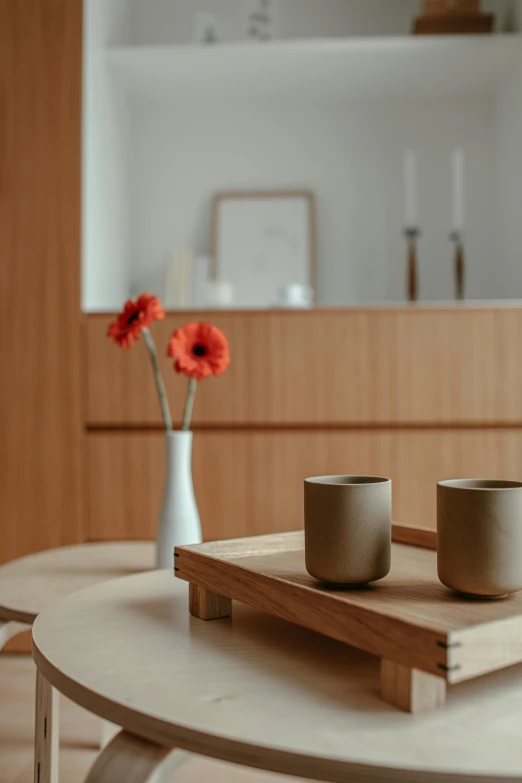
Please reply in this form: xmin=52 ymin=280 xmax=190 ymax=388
xmin=178 ymin=544 xmax=449 ymax=680
xmin=87 ymin=429 xmax=522 ymax=541
xmin=381 ymin=659 xmax=447 ymax=713
xmin=86 ymin=308 xmax=522 ymax=426
xmin=0 ymin=542 xmax=154 ymax=624
xmin=176 ymin=526 xmax=430 ymax=557
xmin=188 ymin=584 xmax=232 ymax=621
xmin=176 ymin=535 xmax=522 ymax=683
xmin=0 ymin=0 xmax=83 ymax=565
xmin=391 ymin=523 xmax=437 ymax=549
xmin=32 ymin=570 xmax=522 ymax=783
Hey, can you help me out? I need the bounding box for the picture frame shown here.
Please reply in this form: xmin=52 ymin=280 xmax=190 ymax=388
xmin=211 ymin=190 xmax=317 ymax=308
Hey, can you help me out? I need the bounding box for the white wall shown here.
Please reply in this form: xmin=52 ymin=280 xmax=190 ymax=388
xmin=83 ymin=0 xmax=518 ymax=309
xmin=83 ymin=0 xmax=133 ymax=310
xmin=514 ymin=0 xmax=522 ymax=27
xmin=494 ymin=53 xmax=522 ymax=299
xmin=128 ymin=95 xmax=495 ymax=305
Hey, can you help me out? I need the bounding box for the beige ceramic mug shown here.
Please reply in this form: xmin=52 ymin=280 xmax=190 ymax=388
xmin=304 ymin=475 xmax=392 ymax=585
xmin=437 ymin=478 xmax=522 ymax=599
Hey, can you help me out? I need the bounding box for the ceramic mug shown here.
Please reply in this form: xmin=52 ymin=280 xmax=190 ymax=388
xmin=304 ymin=475 xmax=392 ymax=585
xmin=437 ymin=478 xmax=522 ymax=599
xmin=278 ymin=283 xmax=313 ymax=309
xmin=205 ymin=280 xmax=234 ymax=308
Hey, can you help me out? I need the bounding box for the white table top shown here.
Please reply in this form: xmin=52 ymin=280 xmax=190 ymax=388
xmin=0 ymin=542 xmax=154 ymax=623
xmin=32 ymin=570 xmax=522 ymax=783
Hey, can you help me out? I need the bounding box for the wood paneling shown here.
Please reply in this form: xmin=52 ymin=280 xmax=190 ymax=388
xmin=87 ymin=429 xmax=522 ymax=541
xmin=86 ymin=308 xmax=522 ymax=426
xmin=0 ymin=0 xmax=83 ymax=563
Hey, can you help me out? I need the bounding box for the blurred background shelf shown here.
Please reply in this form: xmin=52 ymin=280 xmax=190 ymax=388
xmin=108 ymin=36 xmax=522 ymax=101
xmin=85 ymin=30 xmax=522 ymax=311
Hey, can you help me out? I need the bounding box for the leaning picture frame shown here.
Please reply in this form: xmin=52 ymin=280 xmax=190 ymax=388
xmin=211 ymin=190 xmax=317 ymax=308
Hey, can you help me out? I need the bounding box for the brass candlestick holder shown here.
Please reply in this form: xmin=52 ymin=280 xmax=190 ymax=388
xmin=404 ymin=228 xmax=420 ymax=302
xmin=450 ymin=231 xmax=465 ymax=301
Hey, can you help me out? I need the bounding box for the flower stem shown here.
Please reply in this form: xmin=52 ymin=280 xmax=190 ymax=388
xmin=182 ymin=377 xmax=197 ymax=431
xmin=142 ymin=327 xmax=172 ymax=431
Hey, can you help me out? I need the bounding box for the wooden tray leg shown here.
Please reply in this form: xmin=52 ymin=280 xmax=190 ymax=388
xmin=381 ymin=659 xmax=446 ymax=713
xmin=189 ymin=584 xmax=232 ymax=621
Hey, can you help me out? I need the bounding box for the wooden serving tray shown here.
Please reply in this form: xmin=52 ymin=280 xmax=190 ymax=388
xmin=175 ymin=524 xmax=522 ymax=713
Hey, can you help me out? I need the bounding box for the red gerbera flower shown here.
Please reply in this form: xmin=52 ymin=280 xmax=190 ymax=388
xmin=107 ymin=293 xmax=165 ymax=349
xmin=167 ymin=322 xmax=230 ymax=381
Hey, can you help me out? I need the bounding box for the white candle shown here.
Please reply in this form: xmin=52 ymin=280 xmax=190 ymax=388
xmin=452 ymin=148 xmax=465 ymax=232
xmin=403 ymin=150 xmax=418 ymax=229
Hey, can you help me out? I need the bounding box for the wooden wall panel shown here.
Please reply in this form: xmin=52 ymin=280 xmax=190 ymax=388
xmin=0 ymin=0 xmax=83 ymax=564
xmin=87 ymin=429 xmax=522 ymax=541
xmin=86 ymin=308 xmax=522 ymax=427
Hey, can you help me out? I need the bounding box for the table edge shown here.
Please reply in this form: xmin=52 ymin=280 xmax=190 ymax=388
xmin=31 ymin=614 xmax=520 ymax=783
xmin=0 ymin=605 xmax=35 ymax=624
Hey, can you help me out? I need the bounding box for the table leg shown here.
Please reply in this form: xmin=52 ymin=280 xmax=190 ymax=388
xmin=189 ymin=584 xmax=232 ymax=620
xmin=34 ymin=669 xmax=59 ymax=783
xmin=381 ymin=659 xmax=446 ymax=713
xmin=0 ymin=620 xmax=29 ymax=650
xmin=99 ymin=720 xmax=120 ymax=749
xmin=85 ymin=731 xmax=182 ymax=783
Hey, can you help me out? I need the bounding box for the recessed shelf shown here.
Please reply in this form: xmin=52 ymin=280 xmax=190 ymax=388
xmin=108 ymin=36 xmax=522 ymax=101
xmin=84 ymin=29 xmax=522 ymax=310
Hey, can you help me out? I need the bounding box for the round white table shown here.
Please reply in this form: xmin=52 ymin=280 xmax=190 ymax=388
xmin=0 ymin=542 xmax=154 ymax=781
xmin=32 ymin=569 xmax=522 ymax=783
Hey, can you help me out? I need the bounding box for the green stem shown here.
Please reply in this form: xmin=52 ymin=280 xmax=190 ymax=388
xmin=142 ymin=327 xmax=172 ymax=431
xmin=182 ymin=377 xmax=197 ymax=431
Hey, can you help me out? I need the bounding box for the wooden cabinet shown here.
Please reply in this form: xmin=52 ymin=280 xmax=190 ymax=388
xmin=0 ymin=0 xmax=83 ymax=565
xmin=87 ymin=308 xmax=522 ymax=427
xmin=0 ymin=0 xmax=83 ymax=652
xmin=86 ymin=307 xmax=522 ymax=544
xmin=87 ymin=429 xmax=522 ymax=540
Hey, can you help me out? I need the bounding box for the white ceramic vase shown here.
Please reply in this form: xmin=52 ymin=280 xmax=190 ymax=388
xmin=156 ymin=431 xmax=202 ymax=570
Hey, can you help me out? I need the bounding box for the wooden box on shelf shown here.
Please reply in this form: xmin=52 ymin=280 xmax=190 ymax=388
xmin=413 ymin=0 xmax=494 ymax=34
